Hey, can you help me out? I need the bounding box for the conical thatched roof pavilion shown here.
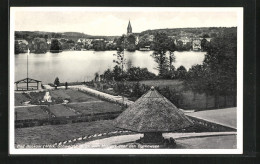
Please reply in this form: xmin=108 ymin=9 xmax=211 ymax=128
xmin=114 ymin=86 xmax=194 ymax=144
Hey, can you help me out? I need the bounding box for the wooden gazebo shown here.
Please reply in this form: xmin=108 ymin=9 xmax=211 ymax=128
xmin=114 ymin=86 xmax=194 ymax=144
xmin=15 ymin=78 xmax=42 ymax=91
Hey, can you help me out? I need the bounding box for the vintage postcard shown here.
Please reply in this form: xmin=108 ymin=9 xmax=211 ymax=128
xmin=9 ymin=7 xmax=243 ymax=154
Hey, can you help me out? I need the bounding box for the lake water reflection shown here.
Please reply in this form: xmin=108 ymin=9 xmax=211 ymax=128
xmin=15 ymin=50 xmax=206 ymax=83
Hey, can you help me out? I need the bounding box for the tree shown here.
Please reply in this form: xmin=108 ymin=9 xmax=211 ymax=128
xmin=184 ymin=30 xmax=237 ymax=108
xmin=156 ymin=86 xmax=183 ymax=107
xmin=15 ymin=41 xmax=27 ymax=54
xmin=126 ymin=34 xmax=136 ymax=51
xmin=94 ymin=72 xmax=99 ymax=82
xmin=210 ymin=33 xmax=217 ymax=38
xmin=92 ymin=40 xmax=106 ymax=51
xmin=176 ymin=40 xmax=183 ymax=51
xmin=176 ymin=66 xmax=187 ymax=79
xmin=184 ymin=42 xmax=192 ymax=51
xmin=115 ymin=35 xmax=126 ymax=51
xmin=203 ymin=33 xmax=237 ymax=107
xmin=50 ymin=39 xmax=62 ymax=53
xmin=184 ymin=64 xmax=212 ymax=108
xmin=202 ymin=34 xmax=210 ymax=38
xmin=102 ymin=69 xmax=114 ymax=81
xmin=131 ymin=82 xmax=143 ymax=98
xmin=127 ymin=67 xmax=156 ymax=81
xmin=15 ymin=41 xmax=21 ymax=54
xmin=44 ymin=35 xmax=48 ymax=41
xmin=151 ymin=32 xmax=175 ymax=78
xmin=201 ymin=38 xmax=210 ymax=51
xmin=61 ymin=42 xmax=70 ymax=50
xmin=112 ymin=65 xmax=126 ymax=81
xmin=137 ymin=34 xmax=154 ymax=49
xmin=54 ymin=77 xmax=60 ymax=89
xmin=113 ymin=35 xmax=127 ymax=76
xmin=127 ymin=34 xmax=136 ymax=44
xmin=169 ymin=52 xmax=176 ymax=71
xmin=32 ymin=38 xmax=48 ymax=54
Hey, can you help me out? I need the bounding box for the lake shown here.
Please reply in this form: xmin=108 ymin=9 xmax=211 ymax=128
xmin=15 ymin=50 xmax=206 ymax=84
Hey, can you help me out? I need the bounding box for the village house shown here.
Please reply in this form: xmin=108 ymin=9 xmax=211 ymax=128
xmin=77 ymin=38 xmax=95 ymax=45
xmin=93 ymin=38 xmax=104 ymax=41
xmin=85 ymin=39 xmax=93 ymax=45
xmin=77 ymin=38 xmax=85 ymax=44
xmin=168 ymin=36 xmax=177 ymax=45
xmin=135 ymin=36 xmax=139 ymax=45
xmin=147 ymin=35 xmax=155 ymax=42
xmin=16 ymin=39 xmax=29 ymax=45
xmin=179 ymin=37 xmax=192 ymax=45
xmin=46 ymin=39 xmax=51 ymax=44
xmin=192 ymin=39 xmax=202 ymax=51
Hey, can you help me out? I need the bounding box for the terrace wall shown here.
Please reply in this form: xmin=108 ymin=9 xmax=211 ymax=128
xmin=187 ymin=116 xmax=236 ymax=132
xmin=15 ymin=111 xmax=121 ymax=128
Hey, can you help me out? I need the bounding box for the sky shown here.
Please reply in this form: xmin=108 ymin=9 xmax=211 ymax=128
xmin=12 ymin=7 xmax=239 ymax=36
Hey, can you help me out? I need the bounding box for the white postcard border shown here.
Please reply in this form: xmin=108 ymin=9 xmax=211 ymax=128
xmin=9 ymin=7 xmax=243 ymax=155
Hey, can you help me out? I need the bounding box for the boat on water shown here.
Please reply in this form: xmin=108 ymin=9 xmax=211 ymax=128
xmin=139 ymin=46 xmax=150 ymax=51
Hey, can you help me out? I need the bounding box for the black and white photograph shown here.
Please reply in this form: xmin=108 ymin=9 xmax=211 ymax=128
xmin=9 ymin=7 xmax=243 ymax=154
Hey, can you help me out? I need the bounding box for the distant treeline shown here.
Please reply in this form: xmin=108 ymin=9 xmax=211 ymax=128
xmin=15 ymin=31 xmax=118 ymax=43
xmin=139 ymin=27 xmax=237 ymax=38
xmin=14 ymin=27 xmax=236 ymax=54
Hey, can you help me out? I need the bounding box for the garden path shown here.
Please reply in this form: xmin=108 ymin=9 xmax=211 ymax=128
xmin=67 ymin=131 xmax=237 ymax=149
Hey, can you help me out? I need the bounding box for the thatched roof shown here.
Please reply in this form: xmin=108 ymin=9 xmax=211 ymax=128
xmin=114 ymin=87 xmax=194 ymax=133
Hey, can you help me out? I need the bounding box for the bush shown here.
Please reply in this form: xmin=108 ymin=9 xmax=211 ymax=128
xmin=127 ymin=67 xmax=156 ymax=81
xmin=156 ymin=86 xmax=183 ymax=107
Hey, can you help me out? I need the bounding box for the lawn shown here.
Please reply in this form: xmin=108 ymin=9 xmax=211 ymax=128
xmin=49 ymin=90 xmax=71 ymax=100
xmin=48 ymin=104 xmax=77 ymax=117
xmin=50 ymin=89 xmax=99 ymax=103
xmin=66 ymin=102 xmax=123 ymax=115
xmin=186 ymin=107 xmax=237 ymax=129
xmin=15 ymin=93 xmax=31 ymax=106
xmin=176 ymin=135 xmax=237 ymax=149
xmin=15 ymin=116 xmax=230 ymax=146
xmin=16 ymin=89 xmax=100 ymax=105
xmin=15 ymin=120 xmax=119 ymax=145
xmin=15 ymin=106 xmax=50 ymax=120
xmin=29 ymin=91 xmax=46 ymax=102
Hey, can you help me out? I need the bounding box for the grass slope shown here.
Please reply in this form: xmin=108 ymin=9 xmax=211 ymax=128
xmin=48 ymin=104 xmax=77 ymax=117
xmin=15 ymin=120 xmax=119 ymax=145
xmin=66 ymin=102 xmax=122 ymax=115
xmin=16 ymin=106 xmax=50 ymax=120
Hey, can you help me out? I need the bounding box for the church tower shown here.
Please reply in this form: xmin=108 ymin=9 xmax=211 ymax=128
xmin=127 ymin=20 xmax=132 ymax=35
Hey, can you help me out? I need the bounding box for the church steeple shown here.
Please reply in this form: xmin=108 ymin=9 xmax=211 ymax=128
xmin=127 ymin=20 xmax=132 ymax=35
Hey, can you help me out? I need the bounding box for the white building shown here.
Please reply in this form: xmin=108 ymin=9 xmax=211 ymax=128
xmin=147 ymin=35 xmax=154 ymax=42
xmin=16 ymin=39 xmax=28 ymax=45
xmin=192 ymin=39 xmax=201 ymax=51
xmin=179 ymin=37 xmax=192 ymax=45
xmin=135 ymin=36 xmax=139 ymax=45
